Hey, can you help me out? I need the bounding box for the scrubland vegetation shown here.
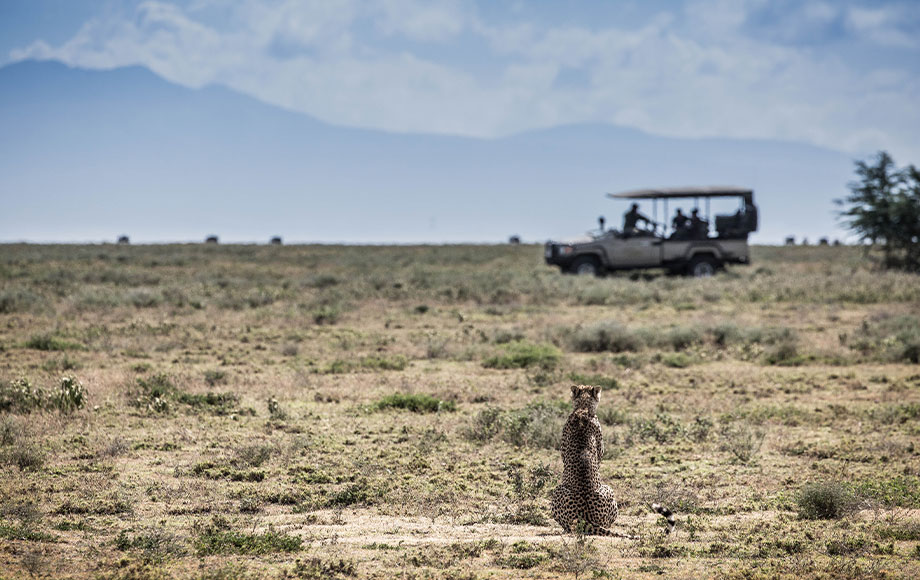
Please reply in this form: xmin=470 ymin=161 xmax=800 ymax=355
xmin=1 ymin=243 xmax=919 ymax=579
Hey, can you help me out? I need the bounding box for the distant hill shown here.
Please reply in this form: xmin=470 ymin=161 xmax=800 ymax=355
xmin=0 ymin=60 xmax=854 ymax=243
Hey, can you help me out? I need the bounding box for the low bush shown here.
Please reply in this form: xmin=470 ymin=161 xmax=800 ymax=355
xmin=374 ymin=393 xmax=455 ymax=413
xmin=483 ymin=341 xmax=562 ymax=370
xmin=321 ymin=355 xmax=409 ymax=374
xmin=845 ymin=314 xmax=920 ymax=363
xmin=660 ymin=352 xmax=693 ymax=368
xmin=570 ymin=322 xmax=643 ymax=353
xmin=567 ymin=372 xmax=619 ymax=390
xmin=24 ymin=334 xmax=82 ymax=351
xmin=0 ymin=376 xmax=87 ymax=414
xmin=0 ymin=287 xmax=44 ymax=314
xmin=194 ymin=519 xmax=301 ymax=555
xmin=797 ymin=482 xmax=858 ymax=519
xmin=289 ymin=557 xmax=357 ymax=579
xmin=465 ymin=401 xmax=567 ymax=449
xmin=719 ymin=423 xmax=765 ymax=464
xmin=132 ymin=373 xmax=237 ymax=415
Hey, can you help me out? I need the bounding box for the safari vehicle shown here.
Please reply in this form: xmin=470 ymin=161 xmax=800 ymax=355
xmin=544 ymin=186 xmax=758 ymax=277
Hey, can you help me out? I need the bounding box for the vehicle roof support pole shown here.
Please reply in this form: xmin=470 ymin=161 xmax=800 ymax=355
xmin=653 ymin=199 xmax=657 ymax=229
xmin=664 ymin=199 xmax=669 ymax=235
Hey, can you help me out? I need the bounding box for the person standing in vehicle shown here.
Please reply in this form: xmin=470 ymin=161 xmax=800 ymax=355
xmin=690 ymin=208 xmax=709 ymax=239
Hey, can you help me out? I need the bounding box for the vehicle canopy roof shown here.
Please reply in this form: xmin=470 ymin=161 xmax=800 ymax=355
xmin=607 ymin=186 xmax=753 ymax=200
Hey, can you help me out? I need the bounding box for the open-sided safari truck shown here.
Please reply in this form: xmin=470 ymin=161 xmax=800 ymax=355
xmin=544 ymin=186 xmax=758 ymax=277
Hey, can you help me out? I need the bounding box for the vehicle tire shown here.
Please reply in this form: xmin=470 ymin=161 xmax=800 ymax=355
xmin=687 ymin=255 xmax=719 ymax=278
xmin=570 ymin=256 xmax=602 ymax=277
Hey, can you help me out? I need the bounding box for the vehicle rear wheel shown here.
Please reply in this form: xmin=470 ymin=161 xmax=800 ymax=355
xmin=570 ymin=256 xmax=601 ymax=277
xmin=687 ymin=255 xmax=718 ymax=278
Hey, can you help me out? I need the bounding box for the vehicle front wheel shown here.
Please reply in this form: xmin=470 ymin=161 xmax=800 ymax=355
xmin=570 ymin=256 xmax=602 ymax=277
xmin=687 ymin=255 xmax=719 ymax=278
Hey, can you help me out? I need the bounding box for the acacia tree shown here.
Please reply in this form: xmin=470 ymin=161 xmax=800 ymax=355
xmin=837 ymin=151 xmax=920 ymax=271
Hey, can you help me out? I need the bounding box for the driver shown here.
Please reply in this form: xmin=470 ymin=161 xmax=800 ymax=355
xmin=623 ymin=203 xmax=652 ymax=235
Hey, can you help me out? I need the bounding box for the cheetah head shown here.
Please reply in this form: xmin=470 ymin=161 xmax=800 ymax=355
xmin=570 ymin=385 xmax=600 ymax=414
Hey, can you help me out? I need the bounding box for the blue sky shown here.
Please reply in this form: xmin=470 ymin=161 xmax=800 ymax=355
xmin=3 ymin=0 xmax=919 ymax=161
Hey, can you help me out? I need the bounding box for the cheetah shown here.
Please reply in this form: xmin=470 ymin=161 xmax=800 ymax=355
xmin=551 ymin=385 xmax=675 ymax=537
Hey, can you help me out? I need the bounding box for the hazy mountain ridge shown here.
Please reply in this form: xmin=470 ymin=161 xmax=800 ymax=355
xmin=0 ymin=60 xmax=854 ymax=243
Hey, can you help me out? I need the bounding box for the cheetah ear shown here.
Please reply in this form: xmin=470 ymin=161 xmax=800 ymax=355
xmin=590 ymin=386 xmax=600 ymax=398
xmin=571 ymin=385 xmax=580 ymax=398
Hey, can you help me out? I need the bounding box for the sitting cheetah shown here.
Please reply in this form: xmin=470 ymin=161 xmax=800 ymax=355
xmin=551 ymin=385 xmax=674 ymax=537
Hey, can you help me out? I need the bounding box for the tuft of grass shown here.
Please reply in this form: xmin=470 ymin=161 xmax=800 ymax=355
xmin=797 ymin=482 xmax=858 ymax=520
xmin=719 ymin=422 xmax=765 ymax=464
xmin=483 ymin=341 xmax=562 ymax=370
xmin=374 ymin=393 xmax=456 ymax=413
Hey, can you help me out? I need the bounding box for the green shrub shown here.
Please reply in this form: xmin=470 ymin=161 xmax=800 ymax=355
xmin=570 ymin=322 xmax=643 ymax=353
xmin=312 ymin=305 xmax=341 ymax=325
xmin=483 ymin=341 xmax=562 ymax=370
xmin=466 ymin=401 xmax=567 ymax=449
xmin=192 ymin=461 xmax=265 ymax=482
xmin=24 ymin=333 xmax=82 ymax=351
xmin=267 ymin=397 xmax=287 ymax=420
xmin=763 ymin=336 xmax=807 ymax=366
xmin=718 ymin=423 xmax=765 ymax=464
xmin=797 ymin=482 xmax=858 ymax=519
xmin=852 ymin=476 xmax=920 ymax=508
xmin=0 ymin=522 xmax=57 ymax=543
xmin=114 ymin=528 xmax=185 ymax=561
xmin=374 ymin=393 xmax=455 ymax=413
xmin=662 ymin=326 xmax=703 ymax=351
xmin=325 ymin=479 xmax=381 ymax=507
xmin=660 ymin=352 xmax=693 ymax=368
xmin=628 ymin=413 xmax=684 ymax=444
xmin=289 ymin=557 xmax=357 ymax=579
xmin=1 ymin=443 xmax=46 ymax=471
xmin=49 ymin=376 xmax=87 ymax=413
xmin=0 ymin=378 xmax=45 ymax=413
xmin=321 ymin=355 xmax=409 ymax=374
xmin=133 ymin=373 xmax=237 ymax=415
xmin=567 ymin=372 xmax=619 ymax=390
xmin=176 ymin=391 xmax=239 ymax=414
xmin=0 ymin=287 xmax=44 ymax=314
xmin=0 ymin=376 xmax=86 ymax=414
xmin=203 ymin=370 xmax=227 ymax=386
xmin=194 ymin=524 xmax=301 ymax=555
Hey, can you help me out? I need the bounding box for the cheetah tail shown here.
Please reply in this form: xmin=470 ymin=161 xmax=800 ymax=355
xmin=651 ymin=503 xmax=675 ymax=534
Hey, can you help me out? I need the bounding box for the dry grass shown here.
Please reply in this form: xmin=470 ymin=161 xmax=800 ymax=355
xmin=0 ymin=243 xmax=919 ymax=579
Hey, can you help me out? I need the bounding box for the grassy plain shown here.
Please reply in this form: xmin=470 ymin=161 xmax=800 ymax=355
xmin=1 ymin=243 xmax=919 ymax=579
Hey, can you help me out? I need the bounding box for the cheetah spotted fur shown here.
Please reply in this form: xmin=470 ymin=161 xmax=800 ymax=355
xmin=551 ymin=385 xmax=675 ymax=537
